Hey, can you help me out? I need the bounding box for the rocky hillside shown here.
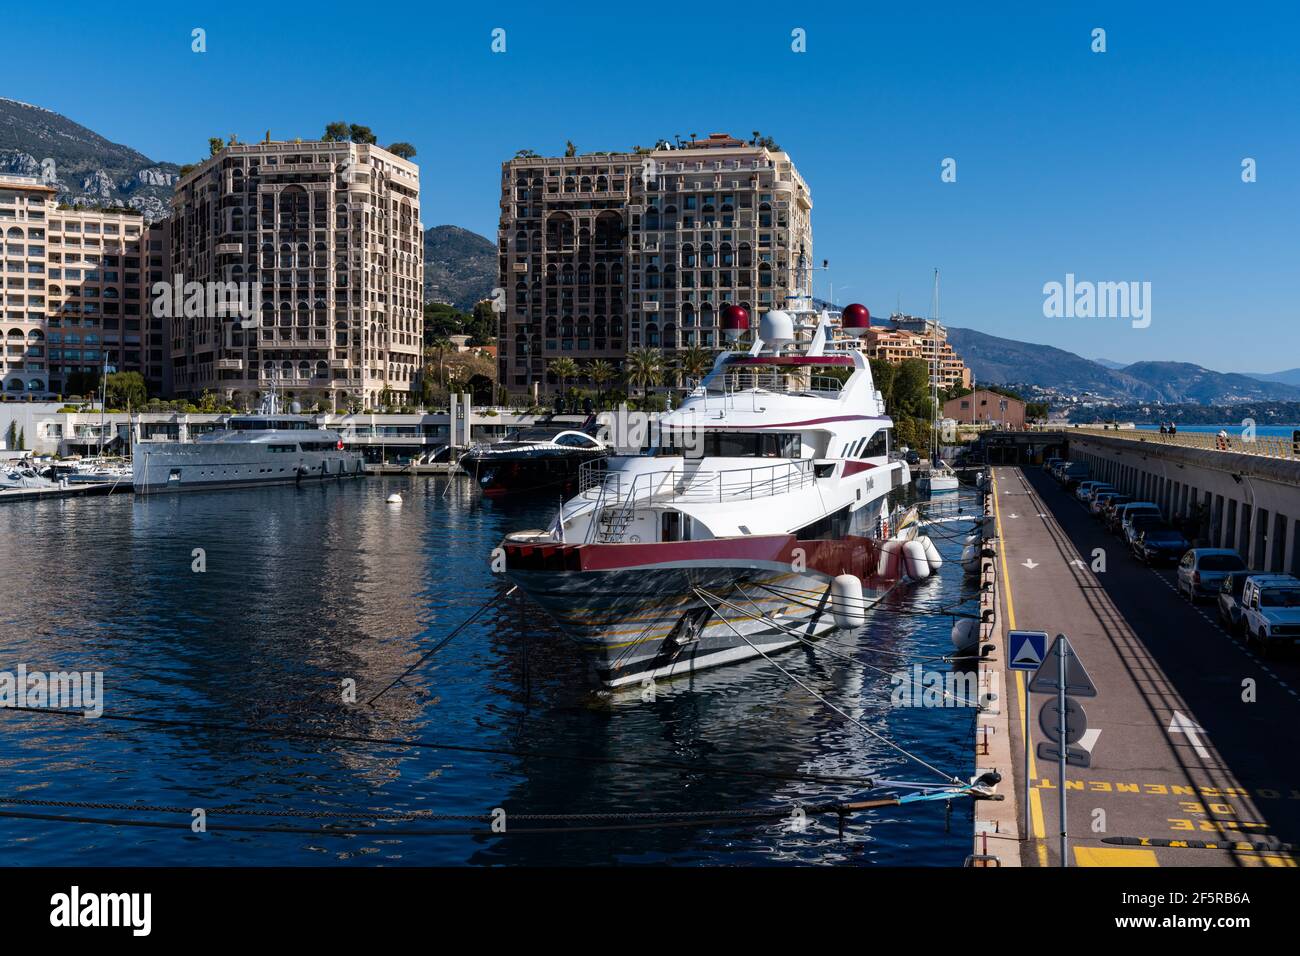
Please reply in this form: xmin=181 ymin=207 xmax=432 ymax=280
xmin=0 ymin=98 xmax=179 ymax=221
xmin=947 ymin=327 xmax=1300 ymax=404
xmin=423 ymin=225 xmax=496 ymax=310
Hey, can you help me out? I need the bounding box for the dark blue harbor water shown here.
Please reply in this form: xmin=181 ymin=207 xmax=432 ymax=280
xmin=0 ymin=478 xmax=978 ymax=865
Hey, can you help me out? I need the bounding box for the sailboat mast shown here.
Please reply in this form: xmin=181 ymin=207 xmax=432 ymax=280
xmin=931 ymin=268 xmax=940 ymax=462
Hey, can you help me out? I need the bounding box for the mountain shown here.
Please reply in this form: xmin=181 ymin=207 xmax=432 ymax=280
xmin=423 ymin=225 xmax=496 ymax=310
xmin=1119 ymin=361 xmax=1300 ymax=403
xmin=0 ymin=97 xmax=180 ymax=221
xmin=947 ymin=327 xmax=1300 ymax=404
xmin=1092 ymin=357 xmax=1129 ymax=370
xmin=1243 ymin=368 xmax=1300 ymax=387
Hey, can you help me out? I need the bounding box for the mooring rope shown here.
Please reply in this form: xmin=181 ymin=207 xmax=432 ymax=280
xmin=693 ymin=588 xmax=963 ymax=786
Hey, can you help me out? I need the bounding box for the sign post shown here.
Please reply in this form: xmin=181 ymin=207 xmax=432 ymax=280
xmin=1008 ymin=630 xmax=1047 ymax=840
xmin=1028 ymin=633 xmax=1097 ymax=868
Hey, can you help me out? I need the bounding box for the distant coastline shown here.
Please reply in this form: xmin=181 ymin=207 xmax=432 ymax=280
xmin=1133 ymin=423 xmax=1297 ymax=438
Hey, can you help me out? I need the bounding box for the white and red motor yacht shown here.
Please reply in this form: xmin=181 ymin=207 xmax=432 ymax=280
xmin=500 ymin=294 xmax=927 ymax=686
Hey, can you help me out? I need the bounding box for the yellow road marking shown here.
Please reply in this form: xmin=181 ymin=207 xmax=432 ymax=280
xmin=1074 ymin=846 xmax=1159 ymax=867
xmin=992 ymin=469 xmax=1049 ymax=865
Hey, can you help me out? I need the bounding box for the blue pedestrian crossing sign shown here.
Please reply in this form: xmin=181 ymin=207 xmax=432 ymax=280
xmin=1008 ymin=630 xmax=1048 ymax=671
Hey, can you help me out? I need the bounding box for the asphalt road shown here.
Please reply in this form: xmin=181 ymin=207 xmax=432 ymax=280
xmin=994 ymin=465 xmax=1300 ymax=867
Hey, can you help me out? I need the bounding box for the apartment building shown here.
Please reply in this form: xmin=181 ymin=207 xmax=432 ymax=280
xmin=168 ymin=141 xmax=423 ymax=410
xmin=1 ymin=174 xmax=169 ymax=398
xmin=496 ymin=133 xmax=813 ymax=396
xmin=863 ymin=313 xmax=972 ymax=391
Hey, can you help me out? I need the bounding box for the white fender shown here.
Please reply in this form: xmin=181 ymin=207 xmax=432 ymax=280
xmin=920 ymin=535 xmax=943 ymax=571
xmin=903 ymin=539 xmax=930 ymax=580
xmin=951 ymin=618 xmax=979 ymax=651
xmin=877 ymin=538 xmax=905 ymax=578
xmin=830 ymin=574 xmax=867 ymax=629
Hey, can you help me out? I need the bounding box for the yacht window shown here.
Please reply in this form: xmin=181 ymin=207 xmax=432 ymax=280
xmin=795 ymin=504 xmax=852 ymax=540
xmin=687 ymin=432 xmax=802 ymax=458
xmin=267 ymin=444 xmax=298 ymax=453
xmin=863 ymin=428 xmax=889 ymax=458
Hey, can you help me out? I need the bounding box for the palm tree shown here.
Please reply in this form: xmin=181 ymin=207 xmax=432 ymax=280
xmin=624 ymin=347 xmax=664 ymax=403
xmin=675 ymin=344 xmax=713 ymax=389
xmin=585 ymin=359 xmax=615 ymax=405
xmin=549 ymin=356 xmax=579 ymax=396
xmin=424 ymin=337 xmax=453 ymax=388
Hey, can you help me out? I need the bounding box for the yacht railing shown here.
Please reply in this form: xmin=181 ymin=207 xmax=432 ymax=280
xmin=708 ymin=369 xmax=846 ymax=397
xmin=578 ymin=457 xmax=816 ymax=506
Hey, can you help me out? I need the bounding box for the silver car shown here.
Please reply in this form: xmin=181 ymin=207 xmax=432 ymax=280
xmin=1177 ymin=548 xmax=1248 ymax=601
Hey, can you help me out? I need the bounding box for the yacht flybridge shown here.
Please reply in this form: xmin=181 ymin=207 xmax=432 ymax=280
xmin=501 ymin=291 xmax=935 ymax=687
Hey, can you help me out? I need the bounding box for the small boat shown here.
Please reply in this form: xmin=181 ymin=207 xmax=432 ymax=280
xmin=1 ymin=463 xmax=59 ymax=490
xmin=460 ymin=427 xmax=606 ymax=499
xmin=919 ymin=461 xmax=960 ymax=493
xmin=64 ymin=458 xmax=133 ymax=484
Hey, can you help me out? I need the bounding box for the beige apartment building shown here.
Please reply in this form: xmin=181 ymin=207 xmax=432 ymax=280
xmin=1 ymin=173 xmax=169 ymax=398
xmin=497 ymin=133 xmax=813 ymax=395
xmin=863 ymin=313 xmax=972 ymax=391
xmin=168 ymin=141 xmax=423 ymax=410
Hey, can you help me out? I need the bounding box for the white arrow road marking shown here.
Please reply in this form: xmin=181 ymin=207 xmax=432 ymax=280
xmin=1022 ymin=558 xmax=1039 ymax=569
xmin=1069 ymin=559 xmax=1086 ymax=568
xmin=1009 ymin=513 xmax=1019 ymax=519
xmin=1168 ymin=711 xmax=1209 ymax=758
xmin=1037 ymin=513 xmax=1047 ymax=518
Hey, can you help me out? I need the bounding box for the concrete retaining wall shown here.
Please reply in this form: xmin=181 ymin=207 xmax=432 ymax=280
xmin=1068 ymin=434 xmax=1300 ymax=575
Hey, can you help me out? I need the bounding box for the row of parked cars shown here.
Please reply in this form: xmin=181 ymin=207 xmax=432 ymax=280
xmin=1043 ymin=456 xmax=1300 ymax=657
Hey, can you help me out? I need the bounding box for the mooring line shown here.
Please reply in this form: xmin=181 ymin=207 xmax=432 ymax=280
xmin=366 ymin=586 xmax=517 ymax=706
xmin=0 ymin=704 xmax=874 ymax=788
xmin=729 ymin=585 xmax=976 ymax=708
xmin=693 ymin=588 xmax=963 ymax=786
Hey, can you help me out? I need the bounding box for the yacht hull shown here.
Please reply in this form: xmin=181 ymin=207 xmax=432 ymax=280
xmin=505 ymin=533 xmax=909 ymax=686
xmin=132 ymin=442 xmax=364 ymax=494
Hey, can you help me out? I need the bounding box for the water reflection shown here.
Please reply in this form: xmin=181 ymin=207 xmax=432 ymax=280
xmin=0 ymin=479 xmax=978 ymax=865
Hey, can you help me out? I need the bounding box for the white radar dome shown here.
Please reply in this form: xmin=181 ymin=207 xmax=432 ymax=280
xmin=759 ymin=309 xmax=795 ymax=351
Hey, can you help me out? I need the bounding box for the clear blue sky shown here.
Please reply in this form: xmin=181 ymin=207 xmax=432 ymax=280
xmin=7 ymin=2 xmax=1296 ymax=373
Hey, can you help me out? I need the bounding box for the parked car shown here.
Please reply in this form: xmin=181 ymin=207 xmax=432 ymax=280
xmin=1098 ymin=494 xmax=1133 ymax=522
xmin=1124 ymin=512 xmax=1167 ymax=551
xmin=1177 ymin=549 xmax=1249 ymax=601
xmin=1073 ymin=480 xmax=1104 ymax=500
xmin=1114 ymin=501 xmax=1160 ymax=536
xmin=1078 ymin=482 xmax=1115 ymax=504
xmin=904 ymin=449 xmax=921 ymax=466
xmin=1061 ymin=463 xmax=1091 ymax=490
xmin=1133 ymin=523 xmax=1191 ymax=564
xmin=1043 ymin=457 xmax=1062 ymax=472
xmin=1092 ymin=490 xmax=1125 ymax=516
xmin=1218 ymin=573 xmax=1249 ymax=630
xmin=1240 ymin=574 xmax=1300 ymax=656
